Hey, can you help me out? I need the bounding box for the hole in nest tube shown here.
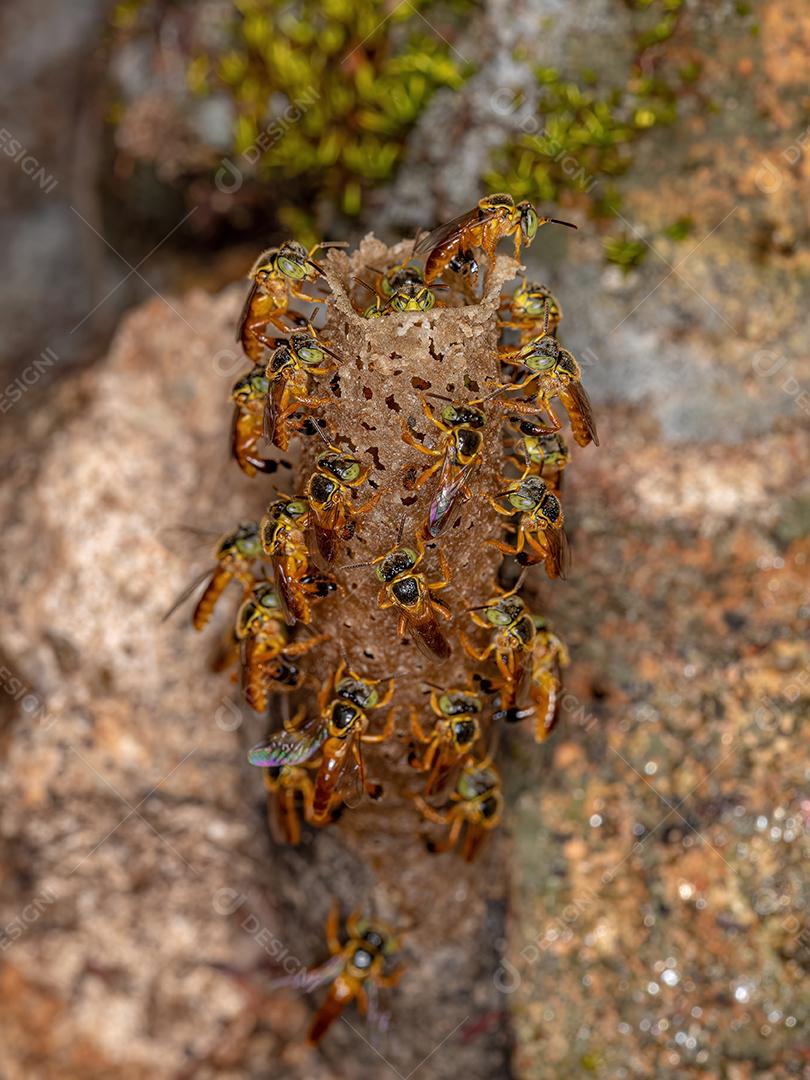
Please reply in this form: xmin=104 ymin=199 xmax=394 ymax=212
xmin=363 ymin=386 xmax=373 ymax=400
xmin=365 ymin=447 xmax=385 ymax=471
xmin=411 ymin=377 xmax=431 ymax=391
xmin=330 ymin=374 xmax=342 ymax=398
xmin=400 ymin=494 xmax=418 ymax=506
xmin=385 ymin=395 xmax=401 ymax=412
xmin=361 ymin=422 xmax=377 ymax=432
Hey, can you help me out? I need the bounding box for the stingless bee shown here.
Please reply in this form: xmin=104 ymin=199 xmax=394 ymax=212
xmin=304 ymin=441 xmax=380 ymax=565
xmin=415 ymin=193 xmax=576 ymax=283
xmin=270 ymin=902 xmax=403 ymax=1044
xmin=230 ymin=364 xmax=276 ymax=476
xmin=499 ymin=279 xmax=563 ymax=343
xmin=250 ymin=662 xmax=394 ymax=825
xmin=409 ymin=686 xmax=483 ymax=795
xmin=263 ymin=327 xmax=340 ymax=451
xmin=505 ymin=419 xmax=569 ymax=491
xmin=362 ymin=280 xmax=440 ymax=318
xmin=260 ymin=496 xmax=337 ymax=625
xmin=488 ymin=475 xmax=570 ymax=579
xmin=402 ymin=397 xmax=486 ymax=538
xmin=496 ymin=326 xmax=598 ymax=449
xmin=371 ymin=534 xmax=453 ymax=659
xmin=163 ymin=521 xmax=263 ymax=630
xmin=494 ymin=616 xmax=570 ymax=743
xmin=235 ymin=582 xmax=329 ymax=712
xmin=415 ymin=759 xmax=503 ymax=861
xmin=460 ymin=586 xmax=536 ymax=710
xmin=237 ymin=240 xmax=345 ymax=361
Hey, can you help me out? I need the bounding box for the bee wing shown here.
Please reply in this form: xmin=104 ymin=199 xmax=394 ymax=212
xmin=161 ymin=566 xmax=216 ymax=622
xmin=404 ymin=605 xmax=452 ymax=661
xmin=335 ymin=752 xmax=366 ymax=809
xmin=559 ymin=381 xmax=599 ymax=447
xmin=427 ymin=456 xmax=477 ymax=538
xmin=248 ymin=719 xmax=326 ymax=767
xmin=273 ymin=559 xmax=300 ymax=627
xmin=268 ymin=954 xmax=343 ymax=993
xmin=236 ymin=279 xmax=260 ymax=343
xmin=413 ymin=206 xmax=494 ymax=255
xmin=305 ymin=510 xmax=339 ymax=568
xmin=263 ymin=381 xmax=285 ymax=444
xmin=543 ymin=525 xmax=571 ymax=580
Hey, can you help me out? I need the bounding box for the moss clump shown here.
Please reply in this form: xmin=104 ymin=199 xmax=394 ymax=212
xmin=193 ymin=0 xmax=474 ymax=216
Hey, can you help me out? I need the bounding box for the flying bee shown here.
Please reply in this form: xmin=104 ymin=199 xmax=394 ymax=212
xmin=402 ymin=397 xmax=486 ymax=538
xmin=163 ymin=521 xmax=264 ymax=631
xmin=269 ymin=902 xmax=403 ymax=1044
xmin=369 ymin=534 xmax=453 ymax=659
xmin=488 ymin=475 xmax=570 ymax=579
xmin=415 ymin=193 xmax=576 ymax=283
xmin=305 ymin=442 xmax=380 ymax=565
xmin=505 ymin=419 xmax=569 ymax=491
xmin=494 ymin=616 xmax=570 ymax=742
xmin=261 ymin=761 xmax=320 ymax=846
xmin=409 ymin=686 xmax=483 ymax=795
xmin=235 ymin=582 xmax=329 ymax=712
xmin=496 ymin=331 xmax=598 ymax=448
xmin=230 ymin=364 xmax=278 ymax=477
xmin=260 ymin=496 xmax=336 ymax=625
xmin=237 ymin=240 xmax=345 ymax=361
xmin=415 ymin=759 xmax=503 ymax=861
xmin=500 ymin=280 xmax=563 ymax=343
xmin=460 ymin=586 xmax=536 ymax=710
xmin=264 ymin=327 xmax=340 ymax=451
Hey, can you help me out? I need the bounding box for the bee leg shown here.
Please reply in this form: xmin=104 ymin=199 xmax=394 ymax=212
xmin=396 ymin=611 xmax=407 ymax=638
xmin=362 ymin=707 xmax=395 ymax=744
xmin=459 ymin=633 xmax=489 ymax=664
xmin=409 ymin=707 xmax=428 ymax=744
xmin=377 ymin=965 xmax=405 ymax=989
xmin=413 ymin=795 xmax=448 ymax=825
xmin=284 ymin=788 xmax=301 ymax=846
xmin=429 ymin=595 xmax=453 ymax=621
xmin=419 ymin=396 xmax=448 ymax=432
xmin=353 ymin=489 xmax=383 ymax=515
xmin=427 ymin=813 xmax=463 ymax=854
xmin=409 ymin=460 xmax=442 ymax=491
xmin=486 ymin=538 xmax=521 ymax=557
xmin=374 ymin=679 xmax=396 ymax=710
xmin=283 ymin=634 xmax=331 ymax=658
xmin=356 ymin=985 xmax=369 ymax=1016
xmin=488 ymin=497 xmax=515 ymax=518
xmin=326 ymin=900 xmax=343 ymax=954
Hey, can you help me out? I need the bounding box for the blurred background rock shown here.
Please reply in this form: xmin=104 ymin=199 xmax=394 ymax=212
xmin=1 ymin=1 xmax=808 ymax=1077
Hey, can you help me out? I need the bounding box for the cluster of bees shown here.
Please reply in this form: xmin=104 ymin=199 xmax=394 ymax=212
xmin=179 ymin=194 xmax=598 ymax=1043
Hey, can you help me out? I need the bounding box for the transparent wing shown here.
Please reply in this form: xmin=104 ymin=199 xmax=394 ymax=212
xmin=248 ymin=720 xmax=326 ymax=767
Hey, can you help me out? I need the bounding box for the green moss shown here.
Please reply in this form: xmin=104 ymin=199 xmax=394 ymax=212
xmin=603 ymin=235 xmax=648 ymax=270
xmin=196 ymin=0 xmax=475 ymax=217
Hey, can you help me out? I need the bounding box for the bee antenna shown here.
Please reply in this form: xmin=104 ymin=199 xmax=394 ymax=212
xmin=395 ymin=513 xmax=406 ymax=546
xmin=550 ymin=218 xmax=577 ymax=230
xmin=543 ymin=299 xmax=550 ymax=337
xmin=308 ymin=418 xmax=331 ymax=446
xmin=355 ymin=276 xmax=378 ymax=293
xmin=340 ymin=560 xmax=371 ymax=571
xmin=425 ymin=392 xmax=453 ymax=404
